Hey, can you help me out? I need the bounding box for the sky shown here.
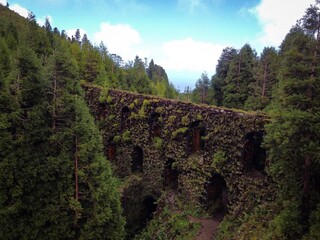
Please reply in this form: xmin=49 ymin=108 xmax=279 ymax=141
xmin=0 ymin=0 xmax=315 ymax=90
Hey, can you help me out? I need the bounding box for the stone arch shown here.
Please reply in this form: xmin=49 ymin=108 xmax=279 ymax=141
xmin=121 ymin=106 xmax=130 ymax=124
xmin=149 ymin=112 xmax=161 ymax=137
xmin=204 ymin=174 xmax=228 ymax=215
xmin=243 ymin=131 xmax=266 ymax=171
xmin=106 ymin=136 xmax=117 ymax=161
xmin=190 ymin=120 xmax=206 ymax=153
xmin=107 ymin=142 xmax=117 ymax=161
xmin=132 ymin=146 xmax=143 ymax=173
xmin=142 ymin=195 xmax=157 ymax=221
xmin=163 ymin=158 xmax=179 ymax=190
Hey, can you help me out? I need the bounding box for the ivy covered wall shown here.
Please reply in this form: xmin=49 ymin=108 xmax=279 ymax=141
xmin=84 ymin=84 xmax=275 ymax=218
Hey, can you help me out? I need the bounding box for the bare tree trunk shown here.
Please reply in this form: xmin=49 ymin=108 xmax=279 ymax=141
xmin=261 ymin=63 xmax=268 ymax=98
xmin=75 ymin=136 xmax=79 ymax=201
xmin=52 ymin=74 xmax=57 ymax=131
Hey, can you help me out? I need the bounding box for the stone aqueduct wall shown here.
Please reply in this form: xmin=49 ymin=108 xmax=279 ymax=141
xmin=84 ymin=85 xmax=275 ymax=215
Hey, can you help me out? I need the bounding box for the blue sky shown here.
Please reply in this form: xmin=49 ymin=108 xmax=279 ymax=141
xmin=0 ymin=0 xmax=315 ymax=90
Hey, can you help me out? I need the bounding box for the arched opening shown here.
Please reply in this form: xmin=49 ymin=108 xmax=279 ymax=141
xmin=150 ymin=112 xmax=161 ymax=137
xmin=243 ymin=132 xmax=266 ymax=171
xmin=132 ymin=146 xmax=143 ymax=173
xmin=107 ymin=142 xmax=117 ymax=161
xmin=204 ymin=174 xmax=227 ymax=216
xmin=122 ymin=188 xmax=158 ymax=238
xmin=163 ymin=158 xmax=179 ymax=190
xmin=142 ymin=195 xmax=157 ymax=222
xmin=121 ymin=106 xmax=130 ymax=124
xmin=190 ymin=121 xmax=206 ymax=153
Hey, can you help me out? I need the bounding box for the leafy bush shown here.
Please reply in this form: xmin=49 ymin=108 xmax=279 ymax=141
xmin=134 ymin=207 xmax=200 ymax=240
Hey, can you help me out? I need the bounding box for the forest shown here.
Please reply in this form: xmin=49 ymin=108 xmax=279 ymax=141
xmin=0 ymin=1 xmax=320 ymax=240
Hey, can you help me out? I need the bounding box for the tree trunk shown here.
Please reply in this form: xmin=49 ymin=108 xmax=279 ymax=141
xmin=52 ymin=74 xmax=57 ymax=131
xmin=261 ymin=63 xmax=268 ymax=98
xmin=75 ymin=136 xmax=79 ymax=201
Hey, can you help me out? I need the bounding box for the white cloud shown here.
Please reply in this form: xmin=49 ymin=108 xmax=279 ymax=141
xmin=66 ymin=28 xmax=87 ymax=39
xmin=9 ymin=3 xmax=29 ymax=18
xmin=92 ymin=23 xmax=225 ymax=88
xmin=37 ymin=15 xmax=53 ymax=27
xmin=93 ymin=22 xmax=143 ymax=61
xmin=159 ymin=37 xmax=224 ymax=74
xmin=0 ymin=0 xmax=7 ymax=6
xmin=251 ymin=0 xmax=315 ymax=47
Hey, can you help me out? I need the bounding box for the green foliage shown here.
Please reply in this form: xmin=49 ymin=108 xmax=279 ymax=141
xmin=122 ymin=130 xmax=131 ymax=142
xmin=152 ymin=137 xmax=163 ymax=149
xmin=304 ymin=203 xmax=320 ymax=239
xmin=172 ymin=127 xmax=188 ymax=138
xmin=0 ymin=6 xmax=125 ymax=239
xmin=211 ymin=47 xmax=237 ymax=106
xmin=99 ymin=87 xmax=113 ymax=103
xmin=167 ymin=115 xmax=176 ymax=125
xmin=192 ymin=71 xmax=214 ymax=105
xmin=134 ymin=207 xmax=200 ymax=240
xmin=263 ymin=8 xmax=320 ymax=240
xmin=211 ymin=150 xmax=227 ymax=171
xmin=215 ymin=216 xmax=238 ymax=240
xmin=113 ymin=135 xmax=121 ymax=143
xmin=181 ymin=115 xmax=189 ymax=125
xmin=222 ymin=44 xmax=257 ymax=109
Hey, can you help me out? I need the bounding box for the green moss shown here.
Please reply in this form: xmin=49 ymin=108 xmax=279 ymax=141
xmin=172 ymin=127 xmax=188 ymax=138
xmin=106 ymin=95 xmax=113 ymax=103
xmin=98 ymin=88 xmax=110 ymax=103
xmin=142 ymin=99 xmax=150 ymax=106
xmin=84 ymin=85 xmax=272 ymax=232
xmin=122 ymin=130 xmax=131 ymax=142
xmin=129 ymin=102 xmax=135 ymax=109
xmin=155 ymin=107 xmax=164 ymax=113
xmin=181 ymin=116 xmax=189 ymax=126
xmin=138 ymin=108 xmax=146 ymax=118
xmin=113 ymin=135 xmax=121 ymax=143
xmin=196 ymin=114 xmax=203 ymax=120
xmin=108 ymin=114 xmax=115 ymax=121
xmin=211 ymin=150 xmax=227 ymax=171
xmin=153 ymin=137 xmax=163 ymax=149
xmin=168 ymin=115 xmax=176 ymax=125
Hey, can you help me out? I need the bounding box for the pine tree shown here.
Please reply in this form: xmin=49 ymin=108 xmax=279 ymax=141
xmin=0 ymin=18 xmax=125 ymax=238
xmin=46 ymin=44 xmax=125 ymax=239
xmin=192 ymin=72 xmax=213 ymax=104
xmin=222 ymin=44 xmax=257 ymax=109
xmin=244 ymin=47 xmax=279 ymax=110
xmin=264 ymin=25 xmax=320 ymax=238
xmin=211 ymin=47 xmax=237 ymax=106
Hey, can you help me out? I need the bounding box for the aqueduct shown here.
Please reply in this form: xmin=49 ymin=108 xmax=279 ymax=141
xmin=84 ymin=84 xmax=275 ymax=232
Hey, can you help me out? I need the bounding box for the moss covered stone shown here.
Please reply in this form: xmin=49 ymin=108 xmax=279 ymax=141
xmin=84 ymin=84 xmax=275 ymax=217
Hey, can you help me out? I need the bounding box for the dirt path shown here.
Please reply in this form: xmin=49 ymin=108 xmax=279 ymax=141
xmin=188 ymin=213 xmax=223 ymax=240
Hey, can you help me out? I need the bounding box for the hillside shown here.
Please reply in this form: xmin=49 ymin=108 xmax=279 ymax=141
xmin=1 ymin=3 xmax=320 ymax=240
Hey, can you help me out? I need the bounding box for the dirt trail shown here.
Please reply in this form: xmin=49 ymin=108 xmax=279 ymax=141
xmin=188 ymin=213 xmax=223 ymax=240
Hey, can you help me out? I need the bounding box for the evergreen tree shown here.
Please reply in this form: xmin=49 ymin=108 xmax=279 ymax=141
xmin=222 ymin=44 xmax=257 ymax=109
xmin=192 ymin=72 xmax=213 ymax=104
xmin=0 ymin=9 xmax=125 ymax=238
xmin=264 ymin=25 xmax=320 ymax=238
xmin=75 ymin=29 xmax=81 ymax=44
xmin=244 ymin=47 xmax=279 ymax=110
xmin=44 ymin=16 xmax=52 ymax=32
xmin=211 ymin=47 xmax=237 ymax=106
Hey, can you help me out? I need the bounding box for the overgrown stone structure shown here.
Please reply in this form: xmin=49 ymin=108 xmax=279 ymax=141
xmin=84 ymin=84 xmax=275 ymax=223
